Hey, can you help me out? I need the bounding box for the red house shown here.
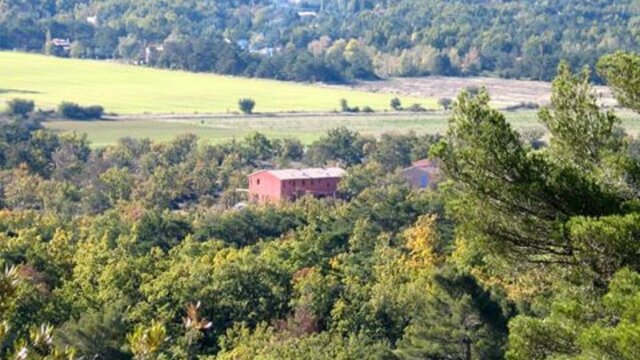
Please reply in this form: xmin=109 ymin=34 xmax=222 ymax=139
xmin=248 ymin=167 xmax=346 ymax=203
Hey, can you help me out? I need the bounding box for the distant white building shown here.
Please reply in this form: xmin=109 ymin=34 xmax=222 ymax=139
xmin=144 ymin=44 xmax=164 ymax=64
xmin=86 ymin=15 xmax=98 ymax=26
xmin=51 ymin=38 xmax=71 ymax=47
xmin=298 ymin=11 xmax=318 ymax=18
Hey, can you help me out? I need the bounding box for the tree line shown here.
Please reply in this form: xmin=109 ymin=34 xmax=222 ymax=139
xmin=1 ymin=0 xmax=639 ymax=82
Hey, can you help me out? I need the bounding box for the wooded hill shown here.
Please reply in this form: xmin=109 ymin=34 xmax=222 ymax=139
xmin=1 ymin=0 xmax=638 ymax=82
xmin=2 ymin=51 xmax=640 ymax=360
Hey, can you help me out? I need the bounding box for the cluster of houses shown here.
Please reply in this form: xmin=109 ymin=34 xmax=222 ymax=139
xmin=247 ymin=159 xmax=441 ymax=204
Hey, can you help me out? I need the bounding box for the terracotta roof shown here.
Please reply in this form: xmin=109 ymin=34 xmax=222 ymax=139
xmin=412 ymin=159 xmax=440 ymax=168
xmin=251 ymin=167 xmax=346 ymax=180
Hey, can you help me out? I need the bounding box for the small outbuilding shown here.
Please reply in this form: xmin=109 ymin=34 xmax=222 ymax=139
xmin=402 ymin=159 xmax=441 ymax=189
xmin=248 ymin=167 xmax=345 ymax=203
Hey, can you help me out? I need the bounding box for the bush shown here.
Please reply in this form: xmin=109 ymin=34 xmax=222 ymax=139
xmin=6 ymin=98 xmax=35 ymax=117
xmin=339 ymin=99 xmax=360 ymax=113
xmin=238 ymin=98 xmax=256 ymax=114
xmin=340 ymin=99 xmax=350 ymax=112
xmin=519 ymin=127 xmax=547 ymax=149
xmin=361 ymin=106 xmax=374 ymax=113
xmin=390 ymin=97 xmax=402 ymax=111
xmin=57 ymin=102 xmax=104 ymax=120
xmin=437 ymin=98 xmax=453 ymax=110
xmin=407 ymin=103 xmax=426 ymax=112
xmin=503 ymin=101 xmax=540 ymax=111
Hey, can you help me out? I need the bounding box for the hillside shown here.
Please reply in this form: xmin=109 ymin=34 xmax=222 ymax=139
xmin=1 ymin=0 xmax=638 ymax=82
xmin=0 ymin=52 xmax=429 ymax=113
xmin=1 ymin=52 xmax=640 ymax=359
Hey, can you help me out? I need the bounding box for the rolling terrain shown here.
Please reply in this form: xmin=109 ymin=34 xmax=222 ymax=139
xmin=4 ymin=52 xmax=639 ymax=147
xmin=0 ymin=52 xmax=431 ymax=114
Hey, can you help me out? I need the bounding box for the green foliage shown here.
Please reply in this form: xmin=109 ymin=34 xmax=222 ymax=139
xmin=238 ymin=99 xmax=256 ymax=114
xmin=390 ymin=98 xmax=402 ymax=111
xmin=57 ymin=102 xmax=104 ymax=120
xmin=215 ymin=324 xmax=395 ymax=360
xmin=431 ymin=55 xmax=640 ymax=360
xmin=339 ymin=99 xmax=360 ymax=113
xmin=406 ymin=103 xmax=426 ymax=112
xmin=127 ymin=321 xmax=168 ymax=360
xmin=507 ymin=268 xmax=640 ymax=360
xmin=6 ymin=98 xmax=35 ymax=117
xmin=539 ymin=62 xmax=621 ymax=167
xmin=1 ymin=0 xmax=636 ymax=82
xmin=598 ymin=51 xmax=640 ymax=113
xmin=397 ymin=268 xmax=508 ymax=360
xmin=55 ymin=303 xmax=130 ymax=359
xmin=434 ymin=67 xmax=633 ymax=275
xmin=437 ymin=98 xmax=453 ymax=110
xmin=0 ymin=266 xmax=20 ymax=319
xmin=4 ymin=53 xmax=640 ymax=360
xmin=306 ymin=126 xmax=367 ymax=166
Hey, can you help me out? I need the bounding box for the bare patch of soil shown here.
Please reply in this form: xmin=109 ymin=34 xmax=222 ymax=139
xmin=343 ymin=76 xmax=616 ymax=108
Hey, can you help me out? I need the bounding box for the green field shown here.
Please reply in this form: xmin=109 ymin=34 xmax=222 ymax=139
xmin=0 ymin=52 xmax=432 ymax=114
xmin=43 ymin=110 xmax=640 ymax=147
xmin=4 ymin=51 xmax=639 ymax=147
xmin=45 ymin=113 xmax=448 ymax=146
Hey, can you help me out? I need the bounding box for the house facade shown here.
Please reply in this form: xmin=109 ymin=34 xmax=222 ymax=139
xmin=248 ymin=167 xmax=345 ymax=203
xmin=402 ymin=159 xmax=441 ymax=189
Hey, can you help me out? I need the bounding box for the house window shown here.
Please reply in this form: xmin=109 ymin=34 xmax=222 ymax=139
xmin=421 ymin=174 xmax=429 ymax=188
xmin=257 ymin=179 xmax=261 ymax=185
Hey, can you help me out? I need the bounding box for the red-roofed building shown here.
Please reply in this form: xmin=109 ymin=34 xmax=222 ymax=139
xmin=248 ymin=167 xmax=345 ymax=203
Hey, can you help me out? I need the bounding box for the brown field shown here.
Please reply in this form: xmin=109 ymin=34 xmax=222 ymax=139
xmin=342 ymin=76 xmax=617 ymax=108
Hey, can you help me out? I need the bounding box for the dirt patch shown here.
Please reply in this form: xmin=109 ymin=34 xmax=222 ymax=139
xmin=342 ymin=76 xmax=616 ymax=108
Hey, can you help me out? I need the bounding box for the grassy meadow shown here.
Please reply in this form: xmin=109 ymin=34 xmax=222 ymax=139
xmin=0 ymin=52 xmax=432 ymax=114
xmin=42 ymin=110 xmax=640 ymax=147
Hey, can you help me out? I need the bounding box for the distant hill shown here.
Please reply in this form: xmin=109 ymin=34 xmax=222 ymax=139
xmin=1 ymin=0 xmax=638 ymax=82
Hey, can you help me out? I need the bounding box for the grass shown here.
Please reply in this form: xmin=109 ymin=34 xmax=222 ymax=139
xmin=5 ymin=51 xmax=639 ymax=147
xmin=44 ymin=109 xmax=640 ymax=147
xmin=0 ymin=51 xmax=434 ymax=114
xmin=45 ymin=113 xmax=450 ymax=147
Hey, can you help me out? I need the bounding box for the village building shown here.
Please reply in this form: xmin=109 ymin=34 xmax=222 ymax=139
xmin=402 ymin=159 xmax=441 ymax=189
xmin=248 ymin=167 xmax=345 ymax=203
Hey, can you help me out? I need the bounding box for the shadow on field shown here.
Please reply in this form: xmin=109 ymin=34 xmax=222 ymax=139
xmin=0 ymin=88 xmax=41 ymax=95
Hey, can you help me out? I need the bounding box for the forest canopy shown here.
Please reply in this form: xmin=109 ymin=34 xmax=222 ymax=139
xmin=1 ymin=51 xmax=640 ymax=359
xmin=1 ymin=0 xmax=638 ymax=82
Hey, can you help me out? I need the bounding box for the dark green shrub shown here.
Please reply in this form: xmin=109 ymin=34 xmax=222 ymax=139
xmin=6 ymin=98 xmax=35 ymax=117
xmin=57 ymin=102 xmax=104 ymax=120
xmin=238 ymin=98 xmax=256 ymax=114
xmin=503 ymin=101 xmax=540 ymax=111
xmin=390 ymin=97 xmax=402 ymax=111
xmin=339 ymin=99 xmax=360 ymax=113
xmin=340 ymin=98 xmax=350 ymax=112
xmin=407 ymin=103 xmax=426 ymax=112
xmin=437 ymin=98 xmax=453 ymax=110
